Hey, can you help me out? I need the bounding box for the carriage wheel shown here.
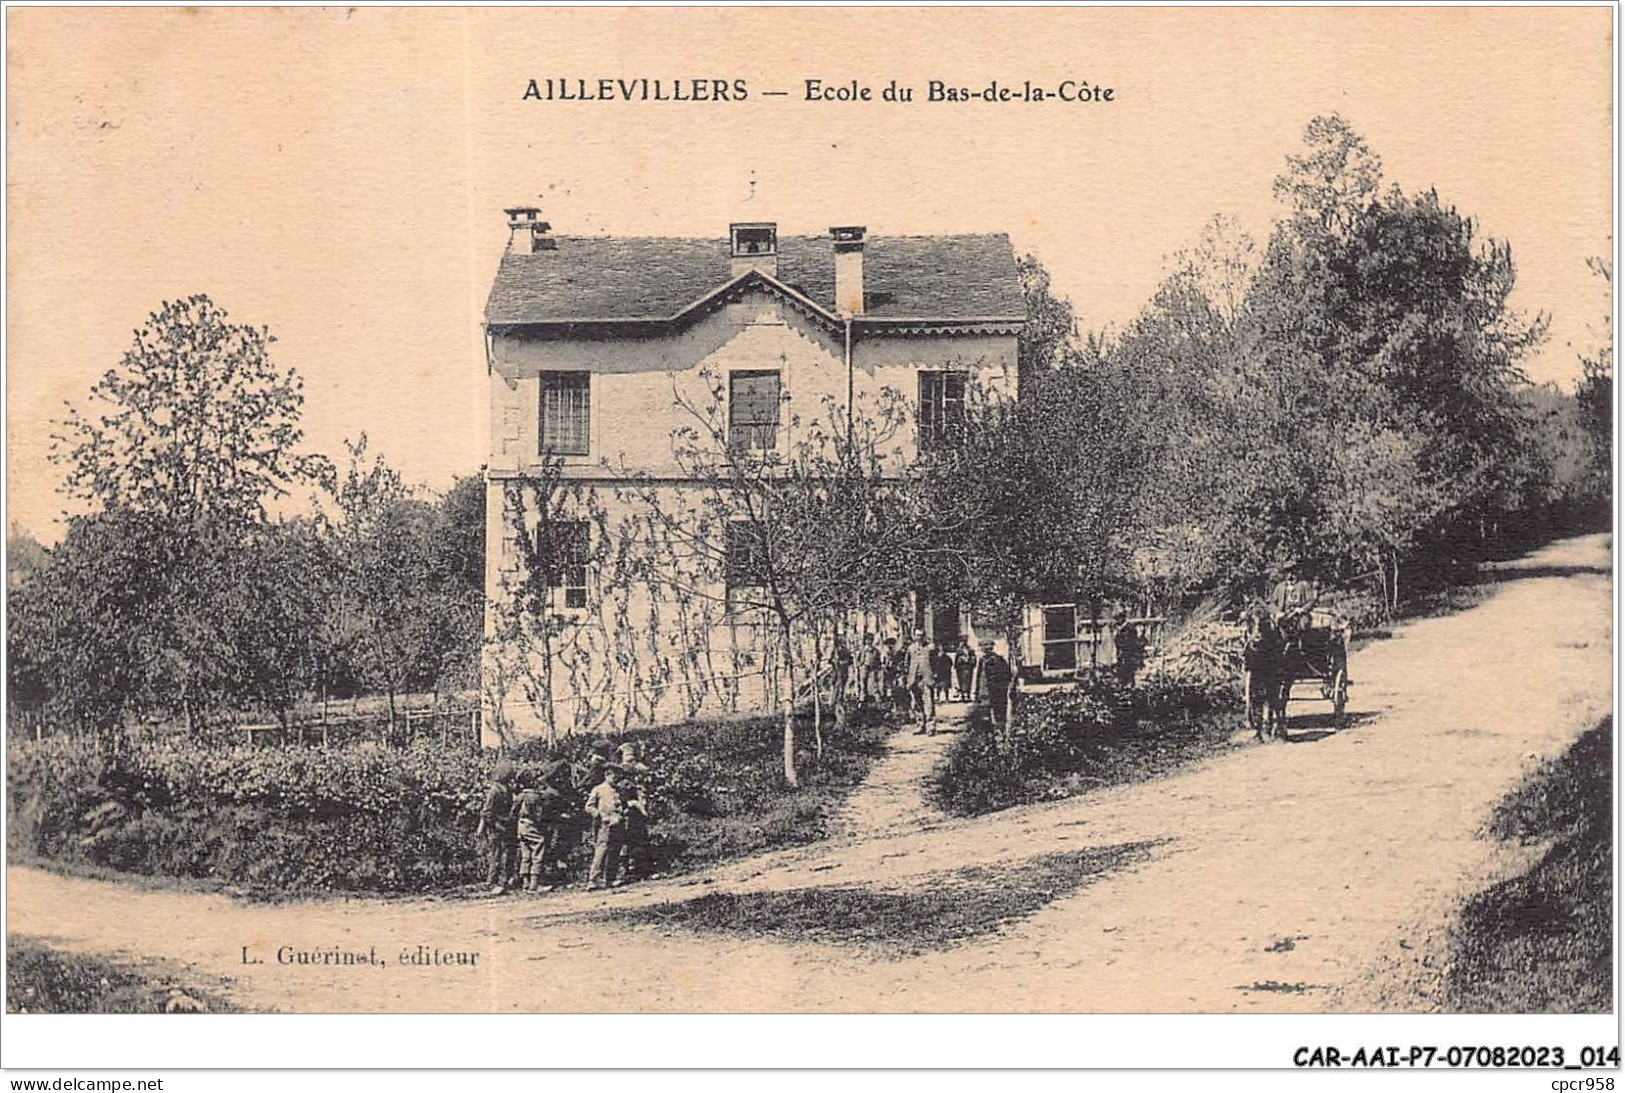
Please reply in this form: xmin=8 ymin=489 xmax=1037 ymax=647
xmin=1332 ymin=668 xmax=1348 ymax=724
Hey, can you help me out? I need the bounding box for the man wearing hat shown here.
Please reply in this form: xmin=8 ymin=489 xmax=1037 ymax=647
xmin=976 ymin=639 xmax=1014 ymax=735
xmin=858 ymin=633 xmax=882 ymax=705
xmin=1269 ymin=563 xmax=1320 ymax=638
xmin=1111 ymin=609 xmax=1144 ymax=688
xmin=906 ymin=631 xmax=937 ymax=735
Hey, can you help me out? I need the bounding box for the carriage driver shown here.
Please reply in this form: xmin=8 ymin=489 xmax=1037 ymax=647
xmin=1269 ymin=562 xmax=1320 ymax=636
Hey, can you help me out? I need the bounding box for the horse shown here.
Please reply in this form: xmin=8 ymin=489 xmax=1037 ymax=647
xmin=1241 ymin=604 xmax=1289 ymax=741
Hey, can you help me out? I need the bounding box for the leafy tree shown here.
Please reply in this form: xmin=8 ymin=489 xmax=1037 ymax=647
xmin=51 ymin=294 xmax=327 ymax=526
xmin=322 ymin=436 xmax=478 ymax=724
xmin=908 ymin=351 xmax=1157 ymax=685
xmin=21 ymin=296 xmax=330 ymax=732
xmin=216 ymin=519 xmax=332 ymax=727
xmin=1575 ymin=255 xmax=1613 ymax=489
xmin=1017 ymin=253 xmax=1081 ymax=379
xmin=1229 ymin=116 xmax=1547 ymax=591
xmin=620 ymin=375 xmax=918 ymax=785
xmin=8 ymin=510 xmax=181 ymax=731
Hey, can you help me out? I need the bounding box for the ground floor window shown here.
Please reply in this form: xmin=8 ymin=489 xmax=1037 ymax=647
xmin=724 ymin=519 xmax=769 ymax=610
xmin=1042 ymin=604 xmax=1078 ymax=672
xmin=539 ymin=519 xmax=591 ymax=609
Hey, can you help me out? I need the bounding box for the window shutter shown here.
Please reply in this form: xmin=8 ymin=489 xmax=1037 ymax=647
xmin=729 ymin=370 xmax=780 ymax=450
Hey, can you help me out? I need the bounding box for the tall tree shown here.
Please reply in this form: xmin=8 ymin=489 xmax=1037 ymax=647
xmin=31 ymin=295 xmax=327 ymax=730
xmin=52 ymin=294 xmax=326 ymax=526
xmin=1239 ymin=115 xmax=1546 ymax=587
xmin=322 ymin=435 xmax=476 ymax=724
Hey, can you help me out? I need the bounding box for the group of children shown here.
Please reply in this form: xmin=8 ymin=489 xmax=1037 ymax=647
xmin=830 ymin=631 xmax=1015 ymax=735
xmin=476 ymin=741 xmax=653 ymax=895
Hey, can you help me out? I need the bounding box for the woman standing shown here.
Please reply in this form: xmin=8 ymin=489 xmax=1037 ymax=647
xmin=954 ymin=638 xmax=976 ymax=701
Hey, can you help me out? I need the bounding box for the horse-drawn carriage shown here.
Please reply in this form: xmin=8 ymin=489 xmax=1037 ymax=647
xmin=1242 ymin=609 xmax=1350 ymax=740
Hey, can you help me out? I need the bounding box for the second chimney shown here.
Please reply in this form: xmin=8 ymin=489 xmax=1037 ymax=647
xmin=505 ymin=206 xmax=554 ymax=254
xmin=831 ymin=226 xmax=867 ymax=314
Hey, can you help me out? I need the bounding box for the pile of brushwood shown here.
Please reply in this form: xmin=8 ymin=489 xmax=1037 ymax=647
xmin=1135 ymin=602 xmax=1245 ymax=715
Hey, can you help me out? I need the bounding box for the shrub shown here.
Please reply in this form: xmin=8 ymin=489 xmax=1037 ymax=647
xmin=8 ymin=706 xmax=897 ymax=895
xmin=933 ymin=678 xmax=1237 ymax=818
xmin=8 ymin=733 xmax=491 ymax=892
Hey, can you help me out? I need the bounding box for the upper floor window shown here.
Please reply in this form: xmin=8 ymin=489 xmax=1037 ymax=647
xmin=728 ymin=369 xmax=781 ymax=453
xmin=539 ymin=371 xmax=591 ymax=456
xmin=538 ymin=519 xmax=591 ymax=610
xmin=918 ymin=370 xmax=968 ymax=450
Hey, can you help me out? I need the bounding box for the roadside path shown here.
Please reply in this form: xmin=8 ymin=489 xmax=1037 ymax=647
xmin=829 ymin=700 xmax=968 ymax=839
xmin=7 ymin=534 xmax=1611 ymax=1012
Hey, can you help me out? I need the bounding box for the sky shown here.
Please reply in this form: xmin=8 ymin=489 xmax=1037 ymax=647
xmin=6 ymin=7 xmax=1613 ymax=540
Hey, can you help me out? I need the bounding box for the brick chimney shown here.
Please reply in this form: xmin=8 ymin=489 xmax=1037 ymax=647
xmin=831 ymin=226 xmax=866 ymax=314
xmin=505 ymin=206 xmax=554 ymax=254
xmin=730 ymin=222 xmax=778 ymax=278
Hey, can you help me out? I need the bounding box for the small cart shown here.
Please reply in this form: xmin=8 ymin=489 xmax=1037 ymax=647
xmin=1276 ymin=614 xmax=1351 ymax=724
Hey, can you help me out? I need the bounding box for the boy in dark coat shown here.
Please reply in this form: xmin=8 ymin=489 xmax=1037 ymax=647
xmin=476 ymin=760 xmax=517 ymax=895
xmin=931 ymin=643 xmax=953 ymax=702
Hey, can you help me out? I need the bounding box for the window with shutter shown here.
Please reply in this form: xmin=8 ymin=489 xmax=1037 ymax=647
xmin=728 ymin=370 xmax=780 ymax=452
xmin=539 ymin=371 xmax=591 ymax=456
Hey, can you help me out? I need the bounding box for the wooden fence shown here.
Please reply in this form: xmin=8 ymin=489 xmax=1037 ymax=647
xmin=233 ymin=701 xmax=483 ymax=748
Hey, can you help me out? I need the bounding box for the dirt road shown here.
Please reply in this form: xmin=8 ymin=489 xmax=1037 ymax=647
xmin=7 ymin=534 xmax=1611 ymax=1012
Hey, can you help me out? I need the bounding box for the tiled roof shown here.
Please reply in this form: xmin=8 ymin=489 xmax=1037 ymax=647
xmin=484 ymin=233 xmax=1026 ymax=326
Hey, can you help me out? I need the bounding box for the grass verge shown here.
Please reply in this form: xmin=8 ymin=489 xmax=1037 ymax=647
xmin=7 ymin=935 xmax=240 ymax=1013
xmin=1443 ymin=718 xmax=1612 ymax=1012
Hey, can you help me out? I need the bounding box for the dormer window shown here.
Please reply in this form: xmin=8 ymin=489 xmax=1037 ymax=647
xmin=730 ymin=223 xmax=777 ymax=257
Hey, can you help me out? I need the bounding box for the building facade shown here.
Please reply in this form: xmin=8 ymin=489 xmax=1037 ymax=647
xmin=480 ymin=210 xmax=1025 ymax=743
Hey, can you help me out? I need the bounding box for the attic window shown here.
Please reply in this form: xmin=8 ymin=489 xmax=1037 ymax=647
xmin=731 ymin=223 xmax=777 ymax=257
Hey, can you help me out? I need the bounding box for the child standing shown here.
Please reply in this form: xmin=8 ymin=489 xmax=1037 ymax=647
xmin=475 ymin=760 xmax=517 ymax=895
xmin=513 ymin=770 xmax=551 ymax=893
xmin=584 ymin=765 xmax=626 ymax=890
xmin=620 ymin=777 xmax=652 ymax=883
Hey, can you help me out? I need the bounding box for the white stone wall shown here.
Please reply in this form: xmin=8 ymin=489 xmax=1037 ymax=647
xmin=480 ymin=287 xmax=1019 ymax=744
xmin=487 ymin=288 xmax=1017 ymax=477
